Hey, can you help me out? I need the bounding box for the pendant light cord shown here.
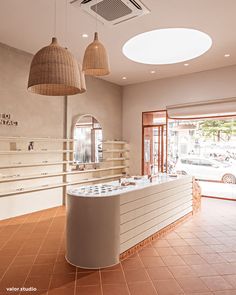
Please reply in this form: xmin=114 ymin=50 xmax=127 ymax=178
xmin=65 ymin=0 xmax=68 ymax=46
xmin=95 ymin=0 xmax=98 ymax=33
xmin=54 ymin=0 xmax=57 ymax=37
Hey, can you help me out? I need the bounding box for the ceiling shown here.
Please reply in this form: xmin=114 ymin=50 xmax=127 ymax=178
xmin=0 ymin=0 xmax=236 ymax=86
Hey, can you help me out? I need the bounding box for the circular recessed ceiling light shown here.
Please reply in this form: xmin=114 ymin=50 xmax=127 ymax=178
xmin=82 ymin=33 xmax=89 ymax=38
xmin=122 ymin=28 xmax=212 ymax=65
xmin=224 ymin=54 xmax=230 ymax=58
xmin=150 ymin=70 xmax=156 ymax=74
xmin=122 ymin=76 xmax=127 ymax=80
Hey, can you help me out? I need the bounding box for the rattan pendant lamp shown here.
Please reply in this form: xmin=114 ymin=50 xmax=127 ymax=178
xmin=82 ymin=1 xmax=110 ymax=76
xmin=27 ymin=0 xmax=86 ymax=96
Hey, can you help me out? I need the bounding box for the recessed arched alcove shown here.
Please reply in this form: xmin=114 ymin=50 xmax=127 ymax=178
xmin=72 ymin=114 xmax=103 ymax=163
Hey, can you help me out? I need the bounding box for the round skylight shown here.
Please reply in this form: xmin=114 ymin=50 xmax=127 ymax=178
xmin=122 ymin=28 xmax=212 ymax=65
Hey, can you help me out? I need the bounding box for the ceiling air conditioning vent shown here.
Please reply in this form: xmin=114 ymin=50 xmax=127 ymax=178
xmin=76 ymin=0 xmax=150 ymax=25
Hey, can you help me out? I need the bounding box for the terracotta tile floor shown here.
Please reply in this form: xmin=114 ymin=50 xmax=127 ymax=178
xmin=1 ymin=198 xmax=236 ymax=295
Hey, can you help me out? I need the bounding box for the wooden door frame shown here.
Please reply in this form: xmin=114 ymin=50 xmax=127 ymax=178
xmin=142 ymin=110 xmax=168 ymax=175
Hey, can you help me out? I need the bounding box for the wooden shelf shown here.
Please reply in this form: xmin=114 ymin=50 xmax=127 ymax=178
xmin=0 ymin=174 xmax=123 ymax=197
xmin=102 ymin=149 xmax=129 ymax=153
xmin=0 ymin=136 xmax=76 ymax=142
xmin=0 ymin=166 xmax=128 ymax=183
xmin=103 ymin=141 xmax=127 ymax=144
xmin=0 ymin=150 xmax=73 ymax=155
xmin=104 ymin=158 xmax=129 ymax=161
xmin=0 ymin=161 xmax=74 ymax=169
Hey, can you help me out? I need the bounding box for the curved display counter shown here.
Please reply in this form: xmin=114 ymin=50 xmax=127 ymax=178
xmin=66 ymin=174 xmax=193 ymax=269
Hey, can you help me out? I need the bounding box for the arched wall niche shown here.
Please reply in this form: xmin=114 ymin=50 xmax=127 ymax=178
xmin=71 ymin=114 xmax=103 ymax=163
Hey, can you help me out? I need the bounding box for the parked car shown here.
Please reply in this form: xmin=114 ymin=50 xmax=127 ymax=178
xmin=175 ymin=157 xmax=236 ymax=183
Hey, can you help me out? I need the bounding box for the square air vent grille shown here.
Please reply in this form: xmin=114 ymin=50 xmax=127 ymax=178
xmin=73 ymin=0 xmax=150 ymax=26
xmin=91 ymin=0 xmax=132 ymax=21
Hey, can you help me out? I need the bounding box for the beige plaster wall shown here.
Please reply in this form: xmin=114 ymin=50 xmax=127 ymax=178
xmin=67 ymin=76 xmax=122 ymax=141
xmin=122 ymin=65 xmax=236 ymax=174
xmin=0 ymin=43 xmax=122 ymax=219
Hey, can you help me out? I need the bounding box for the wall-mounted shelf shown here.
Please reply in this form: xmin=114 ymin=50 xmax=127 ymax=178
xmin=0 ymin=166 xmax=128 ymax=183
xmin=0 ymin=150 xmax=73 ymax=155
xmin=0 ymin=160 xmax=74 ymax=169
xmin=0 ymin=137 xmax=129 ymax=201
xmin=0 ymin=174 xmax=123 ymax=197
xmin=0 ymin=136 xmax=76 ymax=142
xmin=104 ymin=158 xmax=129 ymax=161
xmin=102 ymin=140 xmax=127 ymax=144
xmin=102 ymin=149 xmax=129 ymax=153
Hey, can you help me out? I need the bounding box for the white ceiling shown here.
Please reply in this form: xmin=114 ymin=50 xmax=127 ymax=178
xmin=0 ymin=0 xmax=236 ymax=86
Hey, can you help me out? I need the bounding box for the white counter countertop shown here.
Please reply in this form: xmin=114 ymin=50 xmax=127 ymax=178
xmin=67 ymin=174 xmax=186 ymax=197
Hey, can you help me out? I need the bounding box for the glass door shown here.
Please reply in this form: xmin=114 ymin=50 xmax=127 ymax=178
xmin=143 ymin=124 xmax=167 ymax=175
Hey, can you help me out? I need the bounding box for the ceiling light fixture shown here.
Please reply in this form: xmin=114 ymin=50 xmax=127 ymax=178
xmin=123 ymin=28 xmax=212 ymax=65
xmin=150 ymin=70 xmax=156 ymax=74
xmin=184 ymin=63 xmax=189 ymax=66
xmin=82 ymin=0 xmax=110 ymax=76
xmin=82 ymin=33 xmax=89 ymax=38
xmin=122 ymin=77 xmax=127 ymax=80
xmin=224 ymin=54 xmax=230 ymax=58
xmin=28 ymin=0 xmax=85 ymax=96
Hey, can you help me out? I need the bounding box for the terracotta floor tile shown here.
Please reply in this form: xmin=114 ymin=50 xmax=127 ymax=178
xmin=34 ymin=254 xmax=57 ymax=265
xmin=201 ymin=276 xmax=234 ymax=291
xmin=165 ymin=232 xmax=180 ymax=240
xmin=12 ymin=255 xmax=36 ymax=266
xmin=181 ymin=254 xmax=208 ymax=265
xmin=191 ymin=264 xmax=219 ymax=276
xmin=173 ymin=246 xmax=197 ymax=255
xmin=48 ymin=287 xmax=75 ymax=295
xmin=141 ymin=256 xmax=165 ymax=268
xmin=4 ymin=265 xmax=31 ymax=277
xmin=24 ymin=275 xmax=51 ymax=290
xmin=221 ymin=253 xmax=236 ymax=263
xmin=49 ymin=273 xmax=76 ymax=289
xmin=121 ymin=258 xmax=143 ymax=270
xmin=128 ymin=281 xmax=157 ymax=295
xmin=0 ymin=255 xmax=15 ymax=267
xmin=184 ymin=293 xmax=213 ymax=295
xmin=29 ymin=264 xmax=54 ymax=276
xmin=162 ymin=255 xmax=186 ymax=266
xmin=102 ymin=284 xmax=129 ymax=295
xmin=168 ymin=265 xmax=197 ymax=278
xmin=155 ymin=247 xmax=178 ymax=256
xmin=53 ymin=261 xmax=76 ymax=274
xmin=192 ymin=245 xmax=217 ymax=254
xmin=146 ymin=266 xmax=174 ymax=280
xmin=153 ymin=278 xmax=184 ymax=295
xmin=176 ymin=276 xmax=209 ymax=293
xmin=101 ymin=270 xmax=125 ymax=284
xmin=0 ymin=276 xmax=26 ymax=292
xmin=168 ymin=239 xmax=188 ymax=247
xmin=152 ymin=239 xmax=170 ymax=248
xmin=76 ymin=285 xmax=102 ymax=294
xmin=213 ymin=291 xmax=236 ymax=295
xmin=212 ymin=264 xmax=236 ymax=275
xmin=138 ymin=247 xmax=158 ymax=257
xmin=185 ymin=238 xmax=205 ymax=246
xmin=76 ymin=272 xmax=100 ymax=286
xmin=223 ymin=275 xmax=236 ymax=288
xmin=100 ymin=263 xmax=122 ymax=272
xmin=201 ymin=253 xmax=227 ymax=264
xmin=124 ymin=268 xmax=149 ymax=283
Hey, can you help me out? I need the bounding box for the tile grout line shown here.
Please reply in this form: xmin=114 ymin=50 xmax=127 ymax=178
xmin=0 ymin=210 xmax=44 ymax=285
xmin=20 ymin=207 xmax=60 ymax=294
xmin=136 ymin=251 xmax=159 ymax=295
xmin=120 ymin=257 xmax=132 ymax=295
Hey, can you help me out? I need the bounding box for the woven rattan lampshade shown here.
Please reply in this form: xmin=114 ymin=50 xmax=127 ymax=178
xmin=82 ymin=32 xmax=110 ymax=76
xmin=28 ymin=37 xmax=86 ymax=96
